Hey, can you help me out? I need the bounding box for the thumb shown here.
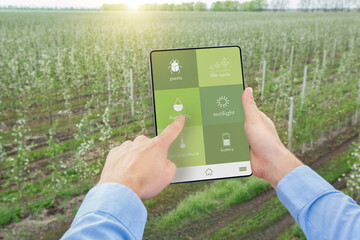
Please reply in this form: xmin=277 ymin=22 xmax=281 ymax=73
xmin=242 ymin=87 xmax=260 ymax=122
xmin=157 ymin=115 xmax=185 ymax=147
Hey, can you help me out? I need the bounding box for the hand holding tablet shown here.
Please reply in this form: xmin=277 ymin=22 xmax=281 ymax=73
xmin=150 ymin=46 xmax=252 ymax=183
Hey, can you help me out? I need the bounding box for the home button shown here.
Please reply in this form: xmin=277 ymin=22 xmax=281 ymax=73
xmin=205 ymin=168 xmax=213 ymax=176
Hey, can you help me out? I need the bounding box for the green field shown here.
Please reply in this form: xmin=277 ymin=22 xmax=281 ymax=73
xmin=0 ymin=11 xmax=359 ymax=239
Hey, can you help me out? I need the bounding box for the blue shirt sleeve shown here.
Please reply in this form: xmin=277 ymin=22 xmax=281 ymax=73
xmin=277 ymin=165 xmax=360 ymax=240
xmin=61 ymin=182 xmax=147 ymax=240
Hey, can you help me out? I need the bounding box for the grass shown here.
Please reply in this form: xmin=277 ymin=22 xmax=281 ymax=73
xmin=277 ymin=224 xmax=307 ymax=240
xmin=145 ymin=177 xmax=269 ymax=234
xmin=210 ymin=197 xmax=287 ymax=239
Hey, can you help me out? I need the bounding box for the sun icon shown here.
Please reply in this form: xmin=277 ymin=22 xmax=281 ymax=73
xmin=216 ymin=96 xmax=229 ymax=108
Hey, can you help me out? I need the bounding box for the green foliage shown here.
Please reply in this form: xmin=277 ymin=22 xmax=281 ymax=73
xmin=194 ymin=2 xmax=208 ymax=11
xmin=343 ymin=143 xmax=360 ymax=200
xmin=277 ymin=224 xmax=306 ymax=240
xmin=211 ymin=0 xmax=267 ymax=11
xmin=100 ymin=4 xmax=128 ymax=11
xmin=0 ymin=208 xmax=15 ymax=225
xmin=292 ymin=224 xmax=307 ymax=239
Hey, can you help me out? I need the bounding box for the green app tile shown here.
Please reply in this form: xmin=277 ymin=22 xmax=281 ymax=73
xmin=154 ymin=88 xmax=202 ymax=130
xmin=203 ymin=123 xmax=250 ymax=165
xmin=200 ymin=85 xmax=245 ymax=126
xmin=196 ymin=47 xmax=243 ymax=87
xmin=151 ymin=49 xmax=199 ymax=90
xmin=159 ymin=126 xmax=206 ymax=168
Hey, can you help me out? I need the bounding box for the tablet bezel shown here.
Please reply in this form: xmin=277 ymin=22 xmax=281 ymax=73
xmin=149 ymin=45 xmax=252 ymax=184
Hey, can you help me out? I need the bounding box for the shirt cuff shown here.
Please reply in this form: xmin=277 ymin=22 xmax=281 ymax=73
xmin=276 ymin=165 xmax=335 ymax=222
xmin=73 ymin=182 xmax=147 ymax=240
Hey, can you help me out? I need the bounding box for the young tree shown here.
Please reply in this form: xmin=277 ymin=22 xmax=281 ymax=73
xmin=9 ymin=117 xmax=34 ymax=216
xmin=99 ymin=107 xmax=112 ymax=142
xmin=73 ymin=99 xmax=97 ymax=194
xmin=46 ymin=120 xmax=66 ymax=206
xmin=0 ymin=130 xmax=7 ymax=180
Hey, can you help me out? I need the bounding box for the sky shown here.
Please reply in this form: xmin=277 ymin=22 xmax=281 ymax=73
xmin=0 ymin=0 xmax=300 ymax=10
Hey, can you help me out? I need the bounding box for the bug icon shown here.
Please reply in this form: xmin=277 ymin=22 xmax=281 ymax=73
xmin=169 ymin=59 xmax=182 ymax=74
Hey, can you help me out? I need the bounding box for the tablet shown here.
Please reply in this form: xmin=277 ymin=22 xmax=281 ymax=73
xmin=150 ymin=46 xmax=251 ymax=183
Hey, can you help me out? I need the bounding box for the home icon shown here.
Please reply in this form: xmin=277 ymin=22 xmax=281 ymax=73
xmin=205 ymin=168 xmax=213 ymax=176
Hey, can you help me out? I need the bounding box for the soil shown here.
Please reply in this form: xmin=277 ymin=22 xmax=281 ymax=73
xmin=0 ymin=195 xmax=85 ymax=240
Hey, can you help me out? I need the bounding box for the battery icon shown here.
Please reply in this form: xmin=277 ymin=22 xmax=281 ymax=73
xmin=222 ymin=133 xmax=231 ymax=146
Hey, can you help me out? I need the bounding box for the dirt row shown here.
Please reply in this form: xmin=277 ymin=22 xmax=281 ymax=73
xmin=0 ymin=119 xmax=154 ymax=190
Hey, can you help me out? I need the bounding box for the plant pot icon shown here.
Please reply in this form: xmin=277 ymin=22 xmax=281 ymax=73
xmin=173 ymin=98 xmax=183 ymax=112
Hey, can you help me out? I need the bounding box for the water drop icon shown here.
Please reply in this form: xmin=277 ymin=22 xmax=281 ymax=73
xmin=173 ymin=97 xmax=183 ymax=112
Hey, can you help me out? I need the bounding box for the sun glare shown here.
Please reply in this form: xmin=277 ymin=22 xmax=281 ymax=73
xmin=127 ymin=0 xmax=148 ymax=10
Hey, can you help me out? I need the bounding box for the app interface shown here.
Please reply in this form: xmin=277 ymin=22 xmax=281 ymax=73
xmin=151 ymin=47 xmax=250 ymax=168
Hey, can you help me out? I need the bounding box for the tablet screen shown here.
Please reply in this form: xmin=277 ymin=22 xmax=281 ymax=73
xmin=150 ymin=46 xmax=251 ymax=183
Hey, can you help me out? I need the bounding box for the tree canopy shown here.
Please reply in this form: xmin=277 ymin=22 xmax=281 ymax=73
xmin=100 ymin=4 xmax=128 ymax=11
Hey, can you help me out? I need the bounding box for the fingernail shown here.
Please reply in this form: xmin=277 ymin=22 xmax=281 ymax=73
xmin=177 ymin=114 xmax=185 ymax=119
xmin=247 ymin=87 xmax=253 ymax=97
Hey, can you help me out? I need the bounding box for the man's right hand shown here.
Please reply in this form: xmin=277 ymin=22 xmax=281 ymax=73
xmin=242 ymin=87 xmax=303 ymax=190
xmin=98 ymin=115 xmax=185 ymax=200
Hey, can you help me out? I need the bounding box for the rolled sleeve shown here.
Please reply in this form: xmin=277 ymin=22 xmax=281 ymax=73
xmin=276 ymin=165 xmax=360 ymax=239
xmin=62 ymin=182 xmax=147 ymax=240
xmin=276 ymin=165 xmax=335 ymax=221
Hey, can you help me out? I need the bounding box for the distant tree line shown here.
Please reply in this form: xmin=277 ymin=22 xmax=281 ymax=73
xmin=0 ymin=5 xmax=96 ymax=10
xmin=101 ymin=1 xmax=268 ymax=12
xmin=269 ymin=0 xmax=360 ymax=11
xmin=211 ymin=0 xmax=267 ymax=11
xmin=138 ymin=2 xmax=206 ymax=11
xmin=297 ymin=0 xmax=359 ymax=11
